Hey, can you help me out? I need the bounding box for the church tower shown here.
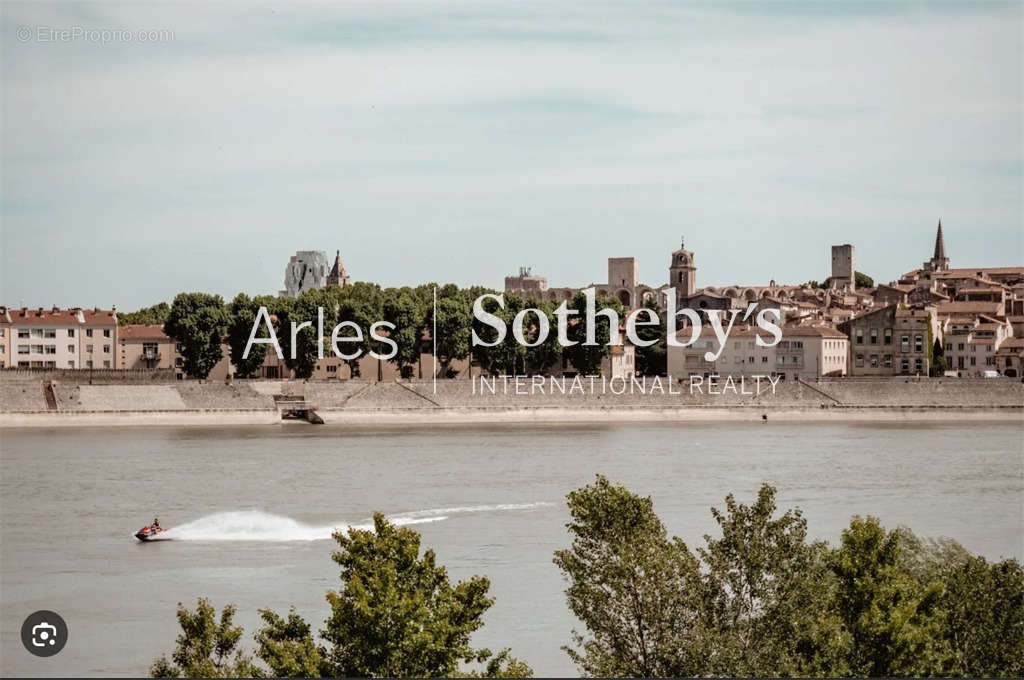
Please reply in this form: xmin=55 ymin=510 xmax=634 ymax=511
xmin=327 ymin=250 xmax=350 ymax=287
xmin=669 ymin=239 xmax=696 ymax=299
xmin=924 ymin=220 xmax=949 ymax=272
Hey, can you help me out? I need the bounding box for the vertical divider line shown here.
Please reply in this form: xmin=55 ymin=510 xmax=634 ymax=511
xmin=433 ymin=285 xmax=437 ymax=394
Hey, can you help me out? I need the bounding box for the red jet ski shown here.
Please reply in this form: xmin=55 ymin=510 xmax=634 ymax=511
xmin=135 ymin=522 xmax=170 ymax=541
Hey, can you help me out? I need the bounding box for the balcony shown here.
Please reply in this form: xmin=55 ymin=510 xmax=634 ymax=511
xmin=141 ymin=349 xmax=161 ymax=360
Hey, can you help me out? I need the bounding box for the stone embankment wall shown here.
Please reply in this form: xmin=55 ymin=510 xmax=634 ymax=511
xmin=1 ymin=377 xmax=1021 ymax=414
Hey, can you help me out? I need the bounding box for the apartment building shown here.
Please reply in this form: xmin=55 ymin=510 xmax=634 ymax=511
xmin=838 ymin=305 xmax=937 ymax=376
xmin=118 ymin=325 xmax=178 ymax=370
xmin=942 ymin=315 xmax=1013 ymax=376
xmin=0 ymin=307 xmax=11 ymax=368
xmin=4 ymin=306 xmax=118 ymax=369
xmin=666 ymin=323 xmax=848 ymax=381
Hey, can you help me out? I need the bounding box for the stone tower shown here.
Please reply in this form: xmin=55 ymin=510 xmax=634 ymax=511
xmin=280 ymin=250 xmax=329 ymax=298
xmin=924 ymin=220 xmax=949 ymax=272
xmin=327 ymin=250 xmax=351 ymax=287
xmin=669 ymin=239 xmax=696 ymax=298
xmin=830 ymin=244 xmax=855 ymax=292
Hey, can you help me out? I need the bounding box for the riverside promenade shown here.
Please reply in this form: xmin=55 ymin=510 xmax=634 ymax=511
xmin=1 ymin=375 xmax=1022 ymax=427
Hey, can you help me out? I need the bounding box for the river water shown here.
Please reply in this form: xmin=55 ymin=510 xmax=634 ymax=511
xmin=1 ymin=422 xmax=1022 ymax=677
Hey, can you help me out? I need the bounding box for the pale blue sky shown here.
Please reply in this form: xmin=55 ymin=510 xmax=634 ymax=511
xmin=2 ymin=1 xmax=1021 ymax=309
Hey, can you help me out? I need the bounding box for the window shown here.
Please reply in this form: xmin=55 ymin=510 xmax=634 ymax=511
xmin=18 ymin=361 xmax=29 ymax=367
xmin=68 ymin=329 xmax=75 ymax=337
xmin=31 ymin=344 xmax=43 ymax=353
xmin=915 ymin=358 xmax=923 ymax=372
xmin=946 ymin=342 xmax=952 ymax=351
xmin=855 ymin=354 xmax=864 ymax=368
xmin=914 ymin=335 xmax=923 ymax=353
xmin=870 ymin=329 xmax=878 ymax=344
xmin=870 ymin=355 xmax=878 ymax=367
xmin=748 ymin=356 xmax=754 ymax=363
xmin=855 ymin=329 xmax=864 ymax=344
xmin=86 ymin=329 xmax=93 ymax=337
xmin=175 ymin=357 xmax=183 ymax=367
xmin=0 ymin=328 xmax=4 ymax=337
xmin=18 ymin=329 xmax=29 ymax=338
xmin=986 ymin=357 xmax=994 ymax=366
xmin=18 ymin=345 xmax=29 ymax=354
xmin=86 ymin=344 xmax=94 ymax=354
xmin=761 ymin=356 xmax=768 ymax=363
xmin=103 ymin=360 xmax=110 ymax=368
xmin=44 ymin=345 xmax=56 ymax=355
xmin=901 ymin=335 xmax=910 ymax=351
xmin=901 ymin=359 xmax=909 ymax=372
xmin=103 ymin=344 xmax=110 ymax=353
xmin=103 ymin=329 xmax=111 ymax=338
xmin=970 ymin=357 xmax=976 ymax=367
xmin=884 ymin=354 xmax=892 ymax=368
xmin=958 ymin=343 xmax=965 ymax=351
xmin=67 ymin=361 xmax=74 ymax=368
xmin=67 ymin=345 xmax=75 ymax=353
xmin=86 ymin=360 xmax=93 ymax=368
xmin=30 ymin=329 xmax=42 ymax=338
xmin=44 ymin=329 xmax=56 ymax=338
xmin=327 ymin=365 xmax=337 ymax=373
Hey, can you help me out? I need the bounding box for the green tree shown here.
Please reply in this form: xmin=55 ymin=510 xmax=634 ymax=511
xmin=328 ymin=282 xmax=383 ymax=379
xmin=520 ymin=300 xmax=562 ymax=375
xmin=562 ymin=292 xmax=623 ymax=376
xmin=553 ymin=475 xmax=707 ymax=677
xmin=698 ymin=484 xmax=833 ymax=676
xmin=119 ymin=301 xmax=171 ymax=326
xmin=940 ymin=556 xmax=1024 ymax=677
xmin=277 ymin=289 xmax=335 ymax=380
xmin=254 ymin=607 xmax=322 ymax=678
xmin=432 ymin=294 xmax=472 ymax=378
xmin=227 ymin=294 xmax=283 ymax=379
xmin=471 ymin=294 xmax=525 ymax=376
xmin=382 ymin=288 xmax=425 ymax=379
xmin=826 ymin=516 xmax=950 ymax=676
xmin=319 ymin=513 xmax=500 ymax=677
xmin=632 ymin=303 xmax=667 ymax=376
xmin=855 ymin=271 xmax=875 ymax=288
xmin=150 ymin=599 xmax=259 ymax=678
xmin=164 ymin=293 xmax=229 ymax=380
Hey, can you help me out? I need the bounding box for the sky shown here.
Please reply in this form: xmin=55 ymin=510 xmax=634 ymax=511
xmin=1 ymin=1 xmax=1022 ymax=310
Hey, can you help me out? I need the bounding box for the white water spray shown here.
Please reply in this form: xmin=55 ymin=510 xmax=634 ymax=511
xmin=158 ymin=502 xmax=552 ymax=542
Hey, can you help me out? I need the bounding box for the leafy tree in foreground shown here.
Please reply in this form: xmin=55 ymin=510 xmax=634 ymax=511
xmin=553 ymin=475 xmax=707 ymax=677
xmin=699 ymin=485 xmax=838 ymax=677
xmin=151 ymin=516 xmax=532 ymax=679
xmin=164 ymin=293 xmax=229 ymax=380
xmin=150 ymin=599 xmax=259 ymax=678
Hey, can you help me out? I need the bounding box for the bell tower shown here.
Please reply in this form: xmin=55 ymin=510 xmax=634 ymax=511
xmin=669 ymin=237 xmax=696 ymax=299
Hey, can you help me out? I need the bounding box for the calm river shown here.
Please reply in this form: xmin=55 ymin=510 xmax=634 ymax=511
xmin=1 ymin=422 xmax=1022 ymax=677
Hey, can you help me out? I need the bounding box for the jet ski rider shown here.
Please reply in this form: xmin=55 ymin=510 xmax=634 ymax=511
xmin=153 ymin=518 xmax=162 ymax=530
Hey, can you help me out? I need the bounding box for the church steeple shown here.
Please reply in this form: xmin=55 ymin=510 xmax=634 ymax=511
xmin=924 ymin=220 xmax=949 ymax=272
xmin=327 ymin=250 xmax=350 ymax=287
xmin=933 ymin=219 xmax=946 ymax=260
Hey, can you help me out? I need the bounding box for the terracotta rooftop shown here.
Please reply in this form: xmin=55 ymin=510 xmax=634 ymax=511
xmin=119 ymin=324 xmax=170 ymax=340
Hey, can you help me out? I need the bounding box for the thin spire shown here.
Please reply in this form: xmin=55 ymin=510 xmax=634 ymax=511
xmin=933 ymin=219 xmax=946 ymax=260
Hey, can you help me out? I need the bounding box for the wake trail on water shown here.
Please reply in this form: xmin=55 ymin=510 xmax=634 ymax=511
xmin=160 ymin=502 xmax=553 ymax=542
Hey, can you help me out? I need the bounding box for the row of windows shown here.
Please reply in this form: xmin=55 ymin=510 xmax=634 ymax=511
xmin=14 ymin=360 xmax=112 ymax=368
xmin=16 ymin=344 xmax=110 ymax=354
xmin=14 ymin=328 xmax=111 ymax=339
xmin=945 ymin=342 xmax=993 ymax=353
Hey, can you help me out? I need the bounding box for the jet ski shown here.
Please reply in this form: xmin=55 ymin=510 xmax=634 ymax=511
xmin=135 ymin=523 xmax=170 ymax=541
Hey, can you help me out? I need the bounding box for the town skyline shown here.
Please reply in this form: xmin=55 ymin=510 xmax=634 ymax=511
xmin=0 ymin=220 xmax=1015 ymax=311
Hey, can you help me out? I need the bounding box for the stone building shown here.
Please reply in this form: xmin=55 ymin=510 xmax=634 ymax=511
xmin=831 ymin=244 xmax=855 ymax=291
xmin=838 ymin=304 xmax=937 ymax=376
